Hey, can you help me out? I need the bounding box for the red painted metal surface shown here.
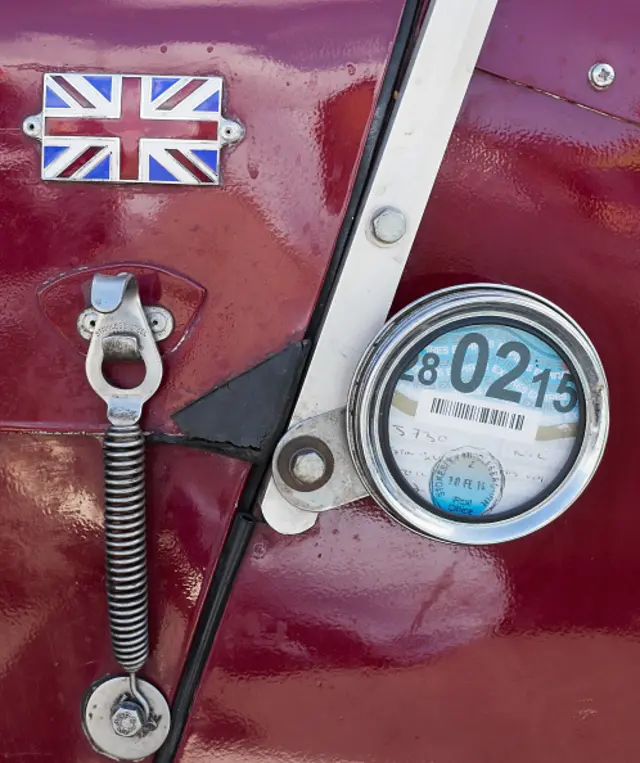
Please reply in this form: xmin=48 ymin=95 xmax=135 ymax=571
xmin=0 ymin=0 xmax=407 ymax=759
xmin=0 ymin=0 xmax=406 ymax=434
xmin=479 ymin=0 xmax=640 ymax=127
xmin=0 ymin=436 xmax=246 ymax=762
xmin=177 ymin=71 xmax=638 ymax=763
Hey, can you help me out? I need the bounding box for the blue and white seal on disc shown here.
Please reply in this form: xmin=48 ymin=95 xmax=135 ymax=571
xmin=430 ymin=447 xmax=505 ymax=517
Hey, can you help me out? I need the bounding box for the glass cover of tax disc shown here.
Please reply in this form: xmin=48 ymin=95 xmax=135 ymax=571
xmin=384 ymin=323 xmax=583 ymax=521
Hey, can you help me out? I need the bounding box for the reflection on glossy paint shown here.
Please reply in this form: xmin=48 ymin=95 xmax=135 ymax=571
xmin=2 ymin=436 xmax=102 ymax=526
xmin=109 ymin=0 xmax=370 ymax=7
xmin=0 ymin=24 xmax=389 ymax=433
xmin=175 ymin=506 xmax=511 ymax=763
xmin=0 ymin=433 xmax=251 ymax=760
xmin=180 ymin=66 xmax=640 ymax=763
xmin=235 ymin=509 xmax=509 ymax=668
xmin=0 ymin=0 xmax=407 ymax=758
xmin=158 ymin=528 xmax=204 ymax=606
xmin=0 ymin=435 xmax=104 ymax=696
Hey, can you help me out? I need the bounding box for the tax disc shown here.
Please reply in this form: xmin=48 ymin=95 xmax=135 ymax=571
xmin=347 ymin=284 xmax=609 ymax=544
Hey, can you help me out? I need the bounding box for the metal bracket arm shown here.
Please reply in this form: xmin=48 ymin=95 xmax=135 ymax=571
xmin=261 ymin=0 xmax=500 ymax=534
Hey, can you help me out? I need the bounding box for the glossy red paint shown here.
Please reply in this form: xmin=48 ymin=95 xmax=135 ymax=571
xmin=0 ymin=0 xmax=406 ymax=434
xmin=0 ymin=434 xmax=247 ymax=762
xmin=479 ymin=0 xmax=640 ymax=127
xmin=177 ymin=72 xmax=639 ymax=762
xmin=0 ymin=0 xmax=407 ymax=759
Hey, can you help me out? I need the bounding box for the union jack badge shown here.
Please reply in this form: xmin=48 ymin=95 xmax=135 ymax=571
xmin=22 ymin=73 xmax=244 ymax=185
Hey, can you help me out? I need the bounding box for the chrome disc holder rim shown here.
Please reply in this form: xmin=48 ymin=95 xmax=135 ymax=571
xmin=347 ymin=284 xmax=610 ymax=544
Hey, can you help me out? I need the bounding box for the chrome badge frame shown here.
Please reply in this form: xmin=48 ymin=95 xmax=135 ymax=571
xmin=23 ymin=73 xmax=244 ymax=185
xmin=347 ymin=285 xmax=609 ymax=545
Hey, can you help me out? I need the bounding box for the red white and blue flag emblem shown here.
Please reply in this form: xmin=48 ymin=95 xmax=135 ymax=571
xmin=38 ymin=73 xmax=243 ymax=185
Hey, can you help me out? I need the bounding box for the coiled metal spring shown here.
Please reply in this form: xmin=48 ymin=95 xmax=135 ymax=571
xmin=103 ymin=424 xmax=149 ymax=674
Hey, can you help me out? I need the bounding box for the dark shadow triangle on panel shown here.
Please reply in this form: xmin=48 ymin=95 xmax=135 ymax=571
xmin=172 ymin=341 xmax=310 ymax=463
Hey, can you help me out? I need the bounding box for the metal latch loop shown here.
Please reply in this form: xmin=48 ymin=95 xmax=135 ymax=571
xmin=85 ymin=272 xmax=163 ymax=426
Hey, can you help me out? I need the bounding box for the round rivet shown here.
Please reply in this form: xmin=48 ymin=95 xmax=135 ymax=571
xmin=22 ymin=114 xmax=42 ymax=139
xmin=371 ymin=207 xmax=406 ymax=245
xmin=589 ymin=62 xmax=615 ymax=90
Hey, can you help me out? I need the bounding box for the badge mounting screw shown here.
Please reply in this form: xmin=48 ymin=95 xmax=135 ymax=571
xmin=22 ymin=114 xmax=42 ymax=140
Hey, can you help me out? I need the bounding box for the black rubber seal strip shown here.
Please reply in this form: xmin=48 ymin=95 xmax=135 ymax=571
xmin=154 ymin=1 xmax=424 ymax=759
xmin=154 ymin=512 xmax=255 ymax=763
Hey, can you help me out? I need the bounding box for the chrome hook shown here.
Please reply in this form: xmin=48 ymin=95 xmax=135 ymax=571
xmin=85 ymin=272 xmax=163 ymax=426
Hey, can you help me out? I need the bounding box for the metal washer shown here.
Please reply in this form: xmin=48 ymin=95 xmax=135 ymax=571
xmin=83 ymin=676 xmax=171 ymax=761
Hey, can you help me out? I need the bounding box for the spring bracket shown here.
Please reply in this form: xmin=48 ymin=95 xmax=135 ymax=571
xmin=82 ymin=272 xmax=170 ymax=760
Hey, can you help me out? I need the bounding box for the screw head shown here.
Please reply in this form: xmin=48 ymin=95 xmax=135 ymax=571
xmin=111 ymin=701 xmax=144 ymax=738
xmin=22 ymin=114 xmax=42 ymax=139
xmin=589 ymin=62 xmax=615 ymax=90
xmin=220 ymin=119 xmax=245 ymax=144
xmin=371 ymin=207 xmax=406 ymax=245
xmin=290 ymin=448 xmax=327 ymax=486
xmin=147 ymin=309 xmax=167 ymax=332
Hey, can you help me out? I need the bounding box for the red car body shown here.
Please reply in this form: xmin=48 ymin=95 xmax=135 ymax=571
xmin=0 ymin=0 xmax=636 ymax=760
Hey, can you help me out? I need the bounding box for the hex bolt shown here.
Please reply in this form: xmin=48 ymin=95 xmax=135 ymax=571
xmin=111 ymin=700 xmax=144 ymax=738
xmin=589 ymin=62 xmax=615 ymax=90
xmin=290 ymin=448 xmax=327 ymax=487
xmin=370 ymin=207 xmax=407 ymax=245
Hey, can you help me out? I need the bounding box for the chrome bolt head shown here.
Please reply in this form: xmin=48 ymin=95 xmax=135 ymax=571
xmin=111 ymin=701 xmax=144 ymax=738
xmin=290 ymin=448 xmax=327 ymax=486
xmin=371 ymin=207 xmax=406 ymax=245
xmin=83 ymin=676 xmax=171 ymax=760
xmin=589 ymin=62 xmax=615 ymax=90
